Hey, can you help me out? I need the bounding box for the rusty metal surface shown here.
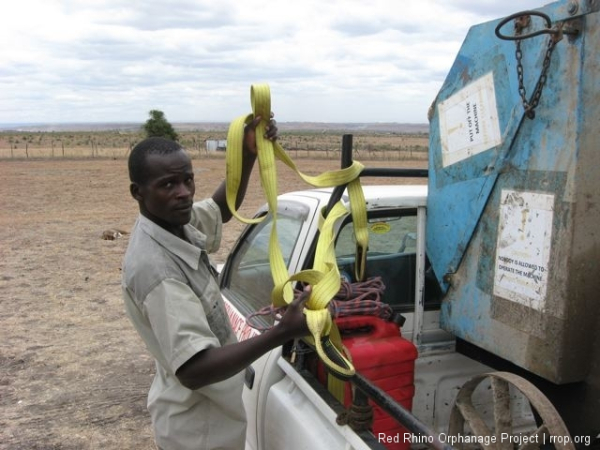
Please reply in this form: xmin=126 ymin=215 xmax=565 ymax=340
xmin=448 ymin=372 xmax=575 ymax=450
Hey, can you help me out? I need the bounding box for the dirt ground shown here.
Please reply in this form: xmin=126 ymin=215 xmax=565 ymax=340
xmin=0 ymin=154 xmax=427 ymax=450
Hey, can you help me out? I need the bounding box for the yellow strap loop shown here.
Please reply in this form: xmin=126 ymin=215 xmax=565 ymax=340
xmin=226 ymin=83 xmax=369 ymax=380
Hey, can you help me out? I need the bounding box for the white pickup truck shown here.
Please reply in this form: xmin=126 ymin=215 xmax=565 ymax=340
xmin=219 ymin=180 xmax=535 ymax=450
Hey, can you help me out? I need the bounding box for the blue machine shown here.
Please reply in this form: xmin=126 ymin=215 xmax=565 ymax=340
xmin=427 ymin=0 xmax=600 ymax=436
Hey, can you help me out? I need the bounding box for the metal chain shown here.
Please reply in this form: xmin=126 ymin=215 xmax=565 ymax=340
xmin=514 ymin=20 xmax=562 ymax=119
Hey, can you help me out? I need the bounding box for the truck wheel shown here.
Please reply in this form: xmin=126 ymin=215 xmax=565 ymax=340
xmin=447 ymin=371 xmax=574 ymax=450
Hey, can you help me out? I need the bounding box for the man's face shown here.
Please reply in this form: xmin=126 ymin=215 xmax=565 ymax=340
xmin=132 ymin=149 xmax=196 ymax=230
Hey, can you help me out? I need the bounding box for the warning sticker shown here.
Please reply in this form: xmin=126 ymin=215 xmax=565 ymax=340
xmin=438 ymin=72 xmax=502 ymax=167
xmin=493 ymin=190 xmax=554 ymax=310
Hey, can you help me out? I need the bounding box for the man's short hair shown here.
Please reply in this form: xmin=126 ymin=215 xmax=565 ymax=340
xmin=128 ymin=137 xmax=184 ymax=184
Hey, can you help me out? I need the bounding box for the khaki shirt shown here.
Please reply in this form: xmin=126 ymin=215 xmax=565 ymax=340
xmin=122 ymin=199 xmax=246 ymax=450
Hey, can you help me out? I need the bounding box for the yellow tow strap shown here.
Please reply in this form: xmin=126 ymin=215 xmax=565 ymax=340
xmin=225 ymin=83 xmax=369 ymax=380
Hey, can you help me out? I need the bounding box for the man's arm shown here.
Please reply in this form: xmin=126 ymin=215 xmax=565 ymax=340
xmin=176 ymin=288 xmax=309 ymax=390
xmin=212 ymin=115 xmax=277 ymax=223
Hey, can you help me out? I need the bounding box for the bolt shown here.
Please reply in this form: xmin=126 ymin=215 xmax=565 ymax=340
xmin=568 ymin=1 xmax=579 ymax=14
xmin=443 ymin=273 xmax=454 ymax=285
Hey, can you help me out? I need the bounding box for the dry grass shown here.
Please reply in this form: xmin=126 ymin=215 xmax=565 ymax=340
xmin=0 ymin=150 xmax=427 ymax=449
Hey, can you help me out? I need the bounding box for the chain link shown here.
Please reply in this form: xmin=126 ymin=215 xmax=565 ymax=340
xmin=514 ymin=19 xmax=562 ymax=119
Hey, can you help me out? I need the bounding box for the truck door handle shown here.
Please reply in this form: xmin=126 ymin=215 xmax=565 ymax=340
xmin=245 ymin=366 xmax=255 ymax=389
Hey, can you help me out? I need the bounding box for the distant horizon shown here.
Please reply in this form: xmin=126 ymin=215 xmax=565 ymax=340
xmin=0 ymin=121 xmax=430 ymax=134
xmin=0 ymin=120 xmax=429 ymax=125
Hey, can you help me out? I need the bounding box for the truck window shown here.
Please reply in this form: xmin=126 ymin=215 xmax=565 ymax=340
xmin=223 ymin=202 xmax=308 ymax=323
xmin=335 ymin=209 xmax=428 ymax=311
xmin=335 ymin=212 xmax=418 ymax=258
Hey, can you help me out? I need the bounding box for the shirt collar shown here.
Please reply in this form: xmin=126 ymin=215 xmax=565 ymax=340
xmin=137 ymin=214 xmax=207 ymax=270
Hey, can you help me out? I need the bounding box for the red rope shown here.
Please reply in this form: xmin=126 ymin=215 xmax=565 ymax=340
xmin=246 ymin=276 xmax=392 ymax=332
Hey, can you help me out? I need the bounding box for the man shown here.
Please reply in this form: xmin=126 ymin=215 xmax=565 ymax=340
xmin=122 ymin=116 xmax=309 ymax=450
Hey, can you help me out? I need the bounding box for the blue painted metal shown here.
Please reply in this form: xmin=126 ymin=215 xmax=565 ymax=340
xmin=428 ymin=0 xmax=596 ymax=291
xmin=427 ymin=0 xmax=600 ymax=395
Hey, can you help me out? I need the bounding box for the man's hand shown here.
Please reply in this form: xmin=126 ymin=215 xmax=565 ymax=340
xmin=276 ymin=286 xmax=310 ymax=339
xmin=244 ymin=113 xmax=278 ymax=156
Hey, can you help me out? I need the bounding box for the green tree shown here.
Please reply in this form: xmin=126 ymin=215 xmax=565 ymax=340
xmin=143 ymin=109 xmax=179 ymax=141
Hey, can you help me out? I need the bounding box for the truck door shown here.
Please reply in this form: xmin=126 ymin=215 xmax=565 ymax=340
xmin=219 ymin=197 xmax=320 ymax=450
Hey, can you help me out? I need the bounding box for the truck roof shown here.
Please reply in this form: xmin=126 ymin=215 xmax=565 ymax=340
xmin=279 ymin=184 xmax=428 ymax=209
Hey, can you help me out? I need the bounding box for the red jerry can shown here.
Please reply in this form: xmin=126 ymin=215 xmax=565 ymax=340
xmin=319 ymin=315 xmax=418 ymax=450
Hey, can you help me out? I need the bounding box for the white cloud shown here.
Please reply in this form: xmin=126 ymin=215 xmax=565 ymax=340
xmin=1 ymin=0 xmax=548 ymax=124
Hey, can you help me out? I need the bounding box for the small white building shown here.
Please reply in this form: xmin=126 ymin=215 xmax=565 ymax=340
xmin=206 ymin=139 xmax=227 ymax=152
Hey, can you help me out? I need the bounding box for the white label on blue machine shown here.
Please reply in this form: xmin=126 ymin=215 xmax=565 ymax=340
xmin=438 ymin=72 xmax=502 ymax=167
xmin=493 ymin=190 xmax=554 ymax=310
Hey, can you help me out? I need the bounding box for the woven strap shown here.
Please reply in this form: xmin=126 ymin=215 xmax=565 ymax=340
xmin=225 ymin=83 xmax=369 ymax=379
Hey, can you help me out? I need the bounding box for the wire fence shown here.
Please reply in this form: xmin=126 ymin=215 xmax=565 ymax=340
xmin=0 ymin=146 xmax=429 ymax=161
xmin=0 ymin=132 xmax=429 ymax=161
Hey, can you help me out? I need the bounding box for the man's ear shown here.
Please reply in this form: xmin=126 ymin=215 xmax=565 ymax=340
xmin=130 ymin=182 xmax=143 ymax=202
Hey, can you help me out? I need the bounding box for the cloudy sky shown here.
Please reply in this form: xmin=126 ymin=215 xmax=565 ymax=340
xmin=2 ymin=0 xmax=545 ymax=125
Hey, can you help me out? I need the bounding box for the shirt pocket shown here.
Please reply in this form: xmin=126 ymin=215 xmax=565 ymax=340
xmin=194 ymin=267 xmax=233 ymax=346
